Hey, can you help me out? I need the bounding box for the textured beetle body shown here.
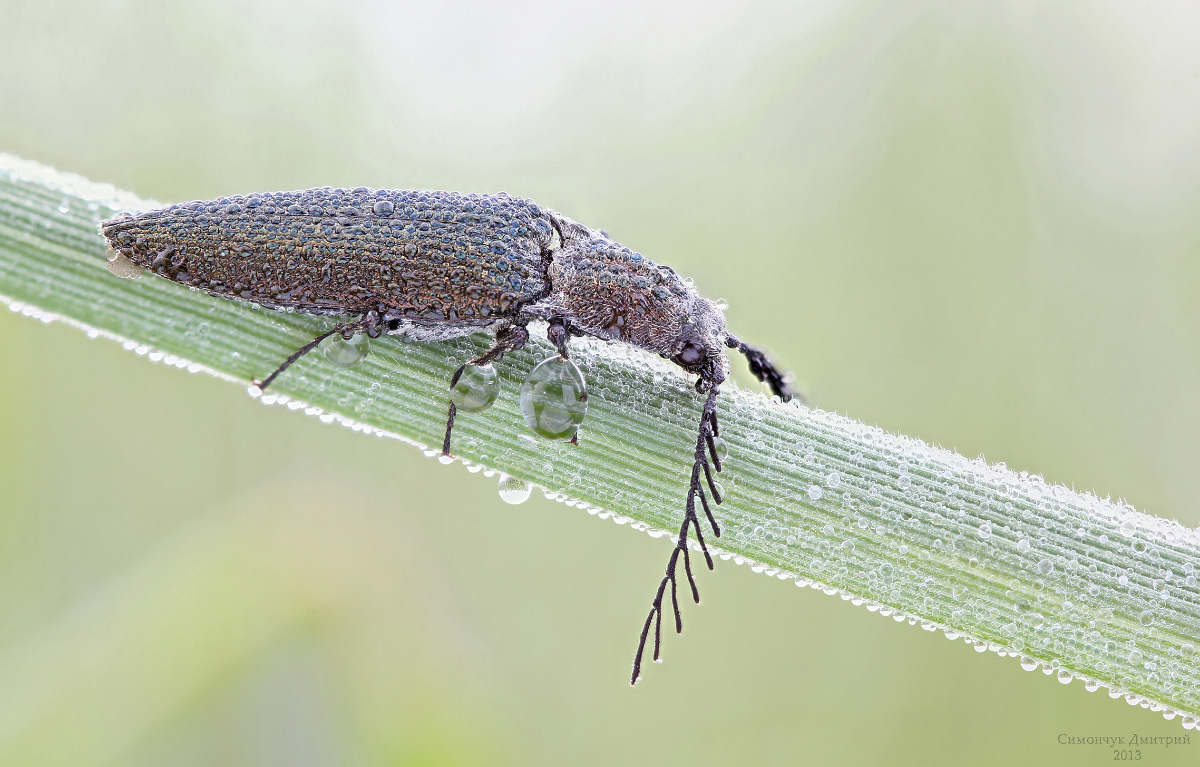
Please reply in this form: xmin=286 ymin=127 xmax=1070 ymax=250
xmin=100 ymin=186 xmax=793 ymax=684
xmin=545 ymin=219 xmax=726 ymax=373
xmin=102 ymin=187 xmax=720 ymax=366
xmin=103 ymin=188 xmax=556 ymax=341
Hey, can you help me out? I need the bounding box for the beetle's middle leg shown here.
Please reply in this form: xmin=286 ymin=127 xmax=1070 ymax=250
xmin=631 ymin=379 xmax=725 ymax=684
xmin=441 ymin=324 xmax=529 ymax=457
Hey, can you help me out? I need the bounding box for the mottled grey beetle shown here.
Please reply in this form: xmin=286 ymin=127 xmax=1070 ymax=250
xmin=100 ymin=187 xmax=794 ymax=683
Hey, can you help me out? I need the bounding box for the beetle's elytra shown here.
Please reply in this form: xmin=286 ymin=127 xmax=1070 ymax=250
xmin=100 ymin=186 xmax=794 ymax=683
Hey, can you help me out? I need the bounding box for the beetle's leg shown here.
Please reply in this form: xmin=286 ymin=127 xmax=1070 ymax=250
xmin=253 ymin=318 xmax=369 ymax=393
xmin=545 ymin=316 xmax=585 ymax=444
xmin=546 ymin=317 xmax=570 ymax=359
xmin=632 ymin=381 xmax=723 ymax=684
xmin=441 ymin=324 xmax=529 ymax=457
xmin=725 ymin=334 xmax=796 ymax=402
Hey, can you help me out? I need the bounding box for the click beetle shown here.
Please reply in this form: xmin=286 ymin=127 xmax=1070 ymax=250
xmin=100 ymin=186 xmax=794 ymax=683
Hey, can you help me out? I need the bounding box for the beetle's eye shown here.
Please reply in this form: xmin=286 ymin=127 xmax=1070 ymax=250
xmin=678 ymin=342 xmax=705 ymax=366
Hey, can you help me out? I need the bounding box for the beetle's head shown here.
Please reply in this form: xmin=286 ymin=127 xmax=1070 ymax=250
xmin=670 ymin=296 xmax=727 ymax=384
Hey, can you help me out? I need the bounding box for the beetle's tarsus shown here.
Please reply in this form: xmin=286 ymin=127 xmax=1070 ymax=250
xmin=441 ymin=401 xmax=457 ymax=457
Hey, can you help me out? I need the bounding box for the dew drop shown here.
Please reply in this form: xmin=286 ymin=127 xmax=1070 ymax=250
xmin=104 ymin=247 xmax=144 ymax=279
xmin=1056 ymin=670 xmax=1073 ymax=685
xmin=1020 ymin=657 xmax=1039 ymax=672
xmin=1037 ymin=559 xmax=1054 ymax=576
xmin=1119 ymin=520 xmax=1135 ymax=537
xmin=497 ymin=475 xmax=532 ymax=505
xmin=826 ymin=471 xmax=841 ymax=489
xmin=1017 ymin=538 xmax=1031 ymax=553
xmin=978 ymin=523 xmax=992 ymax=540
xmin=450 ymin=363 xmax=501 ymax=412
xmin=1138 ymin=610 xmax=1154 ymax=627
xmin=1181 ymin=643 xmax=1195 ymax=659
xmin=807 ymin=485 xmax=824 ymax=501
xmin=320 ymin=333 xmax=370 ymax=366
xmin=520 ymin=356 xmax=588 ymax=440
xmin=711 ymin=436 xmax=730 ymax=462
xmin=372 ymin=199 xmax=395 ymax=216
xmin=897 ymin=475 xmax=912 ymax=490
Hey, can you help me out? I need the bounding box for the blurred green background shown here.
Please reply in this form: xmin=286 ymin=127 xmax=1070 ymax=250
xmin=2 ymin=0 xmax=1199 ymax=764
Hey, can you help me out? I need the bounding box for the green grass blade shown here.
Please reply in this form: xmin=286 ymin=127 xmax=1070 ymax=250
xmin=2 ymin=154 xmax=1197 ymax=724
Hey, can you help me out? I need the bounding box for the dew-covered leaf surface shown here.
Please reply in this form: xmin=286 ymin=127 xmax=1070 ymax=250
xmin=2 ymin=154 xmax=1197 ymax=724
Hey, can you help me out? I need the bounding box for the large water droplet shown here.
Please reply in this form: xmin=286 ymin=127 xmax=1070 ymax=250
xmin=320 ymin=333 xmax=369 ymax=366
xmin=711 ymin=436 xmax=729 ymax=462
xmin=1037 ymin=558 xmax=1054 ymax=575
xmin=520 ymin=356 xmax=588 ymax=440
xmin=105 ymin=247 xmax=144 ymax=279
xmin=372 ymin=199 xmax=394 ymax=216
xmin=498 ymin=474 xmax=531 ymax=504
xmin=978 ymin=523 xmax=992 ymax=540
xmin=807 ymin=485 xmax=823 ymax=501
xmin=1181 ymin=643 xmax=1195 ymax=659
xmin=450 ymin=364 xmax=501 ymax=412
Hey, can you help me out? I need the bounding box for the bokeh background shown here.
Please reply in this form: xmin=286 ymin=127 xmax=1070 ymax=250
xmin=2 ymin=0 xmax=1199 ymax=764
